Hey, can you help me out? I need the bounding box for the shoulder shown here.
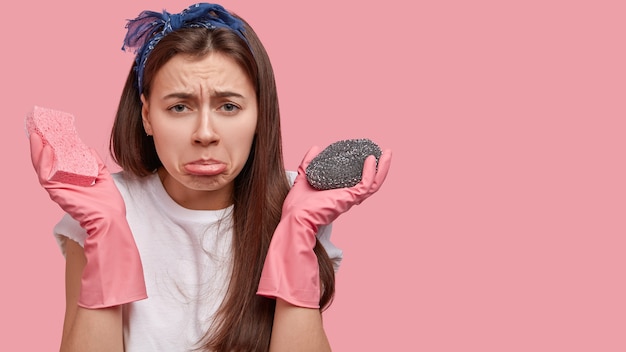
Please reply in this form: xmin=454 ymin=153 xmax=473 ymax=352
xmin=111 ymin=170 xmax=142 ymax=190
xmin=111 ymin=170 xmax=157 ymax=197
xmin=285 ymin=170 xmax=297 ymax=187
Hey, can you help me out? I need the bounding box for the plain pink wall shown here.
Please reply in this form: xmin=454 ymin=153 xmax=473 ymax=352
xmin=4 ymin=0 xmax=626 ymax=350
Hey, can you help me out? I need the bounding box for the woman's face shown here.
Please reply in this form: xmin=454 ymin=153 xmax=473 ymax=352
xmin=141 ymin=52 xmax=257 ymax=210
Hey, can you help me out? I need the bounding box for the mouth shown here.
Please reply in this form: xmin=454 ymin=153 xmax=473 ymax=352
xmin=183 ymin=160 xmax=227 ymax=176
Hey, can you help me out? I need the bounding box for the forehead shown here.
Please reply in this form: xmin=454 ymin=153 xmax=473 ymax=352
xmin=151 ymin=52 xmax=253 ymax=93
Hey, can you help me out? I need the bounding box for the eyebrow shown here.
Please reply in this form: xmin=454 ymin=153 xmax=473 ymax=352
xmin=162 ymin=90 xmax=246 ymax=100
xmin=213 ymin=90 xmax=246 ymax=99
xmin=162 ymin=92 xmax=194 ymax=100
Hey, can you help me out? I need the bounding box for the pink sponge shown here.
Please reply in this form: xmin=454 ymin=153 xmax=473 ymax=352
xmin=25 ymin=106 xmax=98 ymax=186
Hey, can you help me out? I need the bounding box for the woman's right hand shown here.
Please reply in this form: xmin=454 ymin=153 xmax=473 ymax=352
xmin=29 ymin=132 xmax=126 ymax=231
xmin=29 ymin=133 xmax=147 ymax=308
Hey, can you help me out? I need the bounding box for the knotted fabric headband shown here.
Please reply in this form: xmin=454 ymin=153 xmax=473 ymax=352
xmin=121 ymin=3 xmax=248 ymax=95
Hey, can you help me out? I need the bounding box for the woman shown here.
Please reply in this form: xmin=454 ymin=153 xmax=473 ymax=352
xmin=28 ymin=3 xmax=391 ymax=351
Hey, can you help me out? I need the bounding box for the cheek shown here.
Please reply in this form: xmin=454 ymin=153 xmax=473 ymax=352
xmin=152 ymin=129 xmax=184 ymax=163
xmin=229 ymin=122 xmax=257 ymax=162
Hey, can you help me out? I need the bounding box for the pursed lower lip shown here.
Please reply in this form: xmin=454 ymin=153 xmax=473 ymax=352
xmin=183 ymin=161 xmax=227 ymax=176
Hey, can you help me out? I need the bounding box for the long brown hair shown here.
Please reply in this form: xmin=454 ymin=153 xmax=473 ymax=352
xmin=109 ymin=13 xmax=335 ymax=352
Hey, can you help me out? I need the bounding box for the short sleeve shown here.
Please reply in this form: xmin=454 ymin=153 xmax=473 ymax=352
xmin=285 ymin=171 xmax=344 ymax=272
xmin=53 ymin=213 xmax=87 ymax=257
xmin=316 ymin=223 xmax=343 ymax=272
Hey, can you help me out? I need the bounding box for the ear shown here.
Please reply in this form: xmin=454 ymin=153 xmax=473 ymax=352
xmin=140 ymin=94 xmax=153 ymax=136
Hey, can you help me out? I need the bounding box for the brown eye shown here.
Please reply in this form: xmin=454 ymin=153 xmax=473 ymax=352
xmin=220 ymin=103 xmax=240 ymax=113
xmin=171 ymin=104 xmax=187 ymax=113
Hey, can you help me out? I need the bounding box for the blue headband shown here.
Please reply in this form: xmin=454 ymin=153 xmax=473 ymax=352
xmin=121 ymin=3 xmax=247 ymax=95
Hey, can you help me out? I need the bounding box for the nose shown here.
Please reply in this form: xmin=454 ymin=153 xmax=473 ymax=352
xmin=192 ymin=110 xmax=219 ymax=146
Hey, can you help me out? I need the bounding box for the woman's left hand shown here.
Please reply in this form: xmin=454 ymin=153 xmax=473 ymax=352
xmin=257 ymin=144 xmax=392 ymax=308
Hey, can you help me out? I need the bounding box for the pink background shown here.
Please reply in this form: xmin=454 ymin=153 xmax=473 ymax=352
xmin=3 ymin=0 xmax=625 ymax=350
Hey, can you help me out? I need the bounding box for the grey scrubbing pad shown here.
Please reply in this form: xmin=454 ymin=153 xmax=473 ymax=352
xmin=305 ymin=138 xmax=382 ymax=190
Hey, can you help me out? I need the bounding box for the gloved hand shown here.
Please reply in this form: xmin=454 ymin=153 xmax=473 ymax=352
xmin=29 ymin=133 xmax=147 ymax=309
xmin=257 ymin=145 xmax=392 ymax=308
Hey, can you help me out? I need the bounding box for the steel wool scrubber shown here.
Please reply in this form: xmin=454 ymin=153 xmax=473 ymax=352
xmin=305 ymin=138 xmax=382 ymax=190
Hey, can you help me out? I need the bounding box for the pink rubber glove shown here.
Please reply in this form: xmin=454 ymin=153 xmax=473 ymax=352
xmin=257 ymin=145 xmax=392 ymax=308
xmin=29 ymin=133 xmax=147 ymax=309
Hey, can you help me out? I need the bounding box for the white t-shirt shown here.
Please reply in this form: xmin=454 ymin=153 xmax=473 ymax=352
xmin=53 ymin=171 xmax=343 ymax=351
